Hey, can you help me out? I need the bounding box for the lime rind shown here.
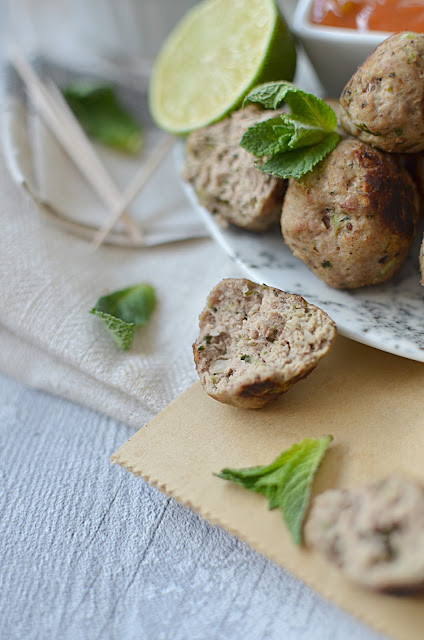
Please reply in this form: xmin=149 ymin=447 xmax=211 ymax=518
xmin=255 ymin=12 xmax=296 ymax=90
xmin=149 ymin=0 xmax=296 ymax=135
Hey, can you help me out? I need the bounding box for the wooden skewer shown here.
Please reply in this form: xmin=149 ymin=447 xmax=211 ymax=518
xmin=44 ymin=79 xmax=143 ymax=237
xmin=9 ymin=49 xmax=143 ymax=243
xmin=46 ymin=80 xmax=175 ymax=249
xmin=91 ymin=134 xmax=175 ymax=250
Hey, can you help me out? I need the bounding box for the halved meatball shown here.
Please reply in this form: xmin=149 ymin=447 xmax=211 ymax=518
xmin=305 ymin=475 xmax=424 ymax=593
xmin=281 ymin=138 xmax=419 ymax=289
xmin=183 ymin=106 xmax=286 ymax=231
xmin=193 ymin=278 xmax=336 ymax=409
xmin=339 ymin=32 xmax=424 ymax=153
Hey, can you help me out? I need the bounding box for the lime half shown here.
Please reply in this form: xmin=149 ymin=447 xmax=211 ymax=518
xmin=149 ymin=0 xmax=296 ymax=134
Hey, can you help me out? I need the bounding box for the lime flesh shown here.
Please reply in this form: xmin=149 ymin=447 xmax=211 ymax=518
xmin=149 ymin=0 xmax=296 ymax=134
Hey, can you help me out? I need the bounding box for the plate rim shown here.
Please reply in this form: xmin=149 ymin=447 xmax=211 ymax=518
xmin=175 ymin=142 xmax=424 ymax=364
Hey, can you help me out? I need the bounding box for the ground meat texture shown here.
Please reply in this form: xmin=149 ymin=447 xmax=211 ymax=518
xmin=339 ymin=32 xmax=424 ymax=153
xmin=281 ymin=138 xmax=419 ymax=289
xmin=193 ymin=278 xmax=336 ymax=409
xmin=183 ymin=106 xmax=286 ymax=231
xmin=305 ymin=475 xmax=424 ymax=593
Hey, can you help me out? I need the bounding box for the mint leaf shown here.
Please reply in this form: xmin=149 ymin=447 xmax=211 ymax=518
xmin=90 ymin=309 xmax=135 ymax=350
xmin=93 ymin=284 xmax=156 ymax=326
xmin=287 ymin=116 xmax=329 ymax=149
xmin=259 ymin=133 xmax=340 ymax=180
xmin=63 ymin=83 xmax=142 ymax=154
xmin=90 ymin=283 xmax=156 ymax=350
xmin=282 ymin=90 xmax=337 ymax=132
xmin=244 ymin=81 xmax=337 ymax=131
xmin=278 ymin=437 xmax=333 ymax=544
xmin=241 ymin=117 xmax=293 ymax=157
xmin=240 ymin=81 xmax=340 ymax=179
xmin=216 ymin=435 xmax=333 ymax=544
xmin=242 ymin=81 xmax=292 ymax=110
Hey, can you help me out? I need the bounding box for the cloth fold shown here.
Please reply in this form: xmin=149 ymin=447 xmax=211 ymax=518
xmin=0 ymin=323 xmax=157 ymax=426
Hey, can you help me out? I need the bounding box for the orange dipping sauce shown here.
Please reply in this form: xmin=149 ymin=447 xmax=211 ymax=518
xmin=311 ymin=0 xmax=424 ymax=32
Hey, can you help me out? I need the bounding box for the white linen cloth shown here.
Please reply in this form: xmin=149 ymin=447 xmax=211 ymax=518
xmin=0 ymin=125 xmax=242 ymax=426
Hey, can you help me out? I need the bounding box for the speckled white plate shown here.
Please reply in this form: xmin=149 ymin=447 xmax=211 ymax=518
xmin=176 ymin=143 xmax=424 ymax=363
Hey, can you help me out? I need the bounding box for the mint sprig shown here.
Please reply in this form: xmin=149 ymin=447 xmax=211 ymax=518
xmin=216 ymin=435 xmax=333 ymax=544
xmin=241 ymin=82 xmax=340 ymax=179
xmin=90 ymin=283 xmax=156 ymax=350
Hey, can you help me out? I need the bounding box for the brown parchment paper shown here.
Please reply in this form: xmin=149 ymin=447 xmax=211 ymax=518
xmin=112 ymin=335 xmax=424 ymax=640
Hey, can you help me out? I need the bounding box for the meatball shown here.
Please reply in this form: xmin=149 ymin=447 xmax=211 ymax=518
xmin=281 ymin=138 xmax=419 ymax=289
xmin=305 ymin=475 xmax=424 ymax=593
xmin=183 ymin=106 xmax=286 ymax=231
xmin=339 ymin=32 xmax=424 ymax=153
xmin=193 ymin=278 xmax=336 ymax=409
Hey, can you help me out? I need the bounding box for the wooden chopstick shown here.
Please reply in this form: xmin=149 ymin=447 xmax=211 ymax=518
xmin=9 ymin=49 xmax=142 ymax=243
xmin=45 ymin=79 xmax=142 ymax=237
xmin=91 ymin=134 xmax=175 ymax=250
xmin=47 ymin=80 xmax=175 ymax=249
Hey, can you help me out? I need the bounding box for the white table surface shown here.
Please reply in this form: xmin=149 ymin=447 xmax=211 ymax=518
xmin=0 ymin=371 xmax=386 ymax=640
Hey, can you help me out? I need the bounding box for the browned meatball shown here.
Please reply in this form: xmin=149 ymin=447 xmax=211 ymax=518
xmin=193 ymin=278 xmax=336 ymax=409
xmin=183 ymin=106 xmax=286 ymax=231
xmin=305 ymin=475 xmax=424 ymax=593
xmin=339 ymin=32 xmax=424 ymax=153
xmin=281 ymin=138 xmax=419 ymax=289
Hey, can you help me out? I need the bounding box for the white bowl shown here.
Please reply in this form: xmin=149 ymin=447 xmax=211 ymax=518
xmin=292 ymin=0 xmax=391 ymax=97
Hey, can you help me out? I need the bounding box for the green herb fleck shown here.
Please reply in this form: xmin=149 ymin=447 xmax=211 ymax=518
xmin=215 ymin=435 xmax=333 ymax=544
xmin=90 ymin=283 xmax=156 ymax=350
xmin=330 ymin=213 xmax=341 ymax=233
xmin=322 ymin=260 xmax=332 ymax=268
xmin=240 ymin=354 xmax=252 ymax=362
xmin=405 ymin=45 xmax=417 ymax=63
xmin=240 ymin=81 xmax=340 ymax=180
xmin=63 ymin=83 xmax=142 ymax=154
xmin=205 ymin=335 xmax=212 ymax=344
xmin=395 ymin=128 xmax=403 ymax=136
xmin=379 ymin=256 xmax=397 ymax=277
xmin=198 ymin=345 xmax=205 ymax=351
